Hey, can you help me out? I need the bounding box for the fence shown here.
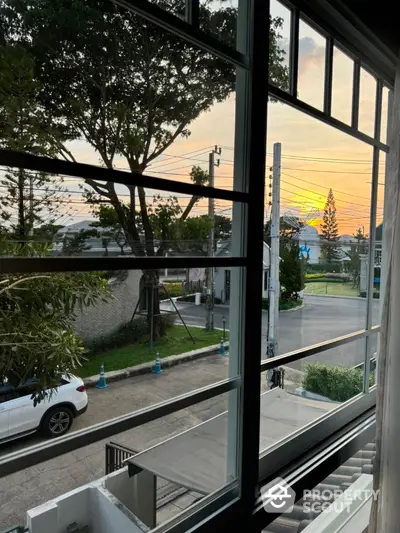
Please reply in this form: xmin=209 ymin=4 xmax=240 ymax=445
xmin=105 ymin=441 xmax=137 ymax=474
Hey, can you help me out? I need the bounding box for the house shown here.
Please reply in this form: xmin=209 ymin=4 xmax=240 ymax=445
xmin=296 ymin=225 xmax=321 ymax=264
xmin=214 ymin=241 xmax=270 ymax=303
xmin=53 ymin=220 xmax=130 ymax=256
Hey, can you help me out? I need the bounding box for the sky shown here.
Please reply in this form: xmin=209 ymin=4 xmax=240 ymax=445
xmin=51 ymin=0 xmax=388 ymax=238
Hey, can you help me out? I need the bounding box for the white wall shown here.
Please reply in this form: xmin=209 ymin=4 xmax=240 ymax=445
xmin=27 ymin=476 xmax=147 ymax=533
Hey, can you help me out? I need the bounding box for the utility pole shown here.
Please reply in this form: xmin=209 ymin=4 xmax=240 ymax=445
xmin=206 ymin=145 xmax=221 ymax=331
xmin=267 ymin=143 xmax=281 ymax=387
xmin=29 ymin=174 xmax=34 ymax=237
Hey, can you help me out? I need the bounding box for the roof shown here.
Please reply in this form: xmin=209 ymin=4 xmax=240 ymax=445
xmin=128 ymin=388 xmax=335 ymax=495
xmin=56 ymin=220 xmax=98 ymax=234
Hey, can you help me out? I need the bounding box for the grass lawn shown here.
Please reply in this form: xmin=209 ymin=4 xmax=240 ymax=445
xmin=77 ymin=326 xmax=228 ymax=378
xmin=304 ymin=281 xmax=359 ymax=297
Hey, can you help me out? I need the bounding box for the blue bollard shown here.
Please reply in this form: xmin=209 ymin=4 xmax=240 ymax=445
xmin=219 ymin=337 xmax=226 ymax=356
xmin=152 ymin=352 xmax=163 ymax=374
xmin=96 ymin=363 xmax=109 ymax=389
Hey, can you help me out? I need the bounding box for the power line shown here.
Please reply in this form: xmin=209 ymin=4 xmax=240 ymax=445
xmin=281 ymin=172 xmax=375 ymax=202
xmin=222 ymin=145 xmax=385 ymax=165
xmin=281 ymin=177 xmax=375 ymax=210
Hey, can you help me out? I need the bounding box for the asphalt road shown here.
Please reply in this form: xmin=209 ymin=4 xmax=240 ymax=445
xmin=165 ymin=294 xmax=380 ymax=370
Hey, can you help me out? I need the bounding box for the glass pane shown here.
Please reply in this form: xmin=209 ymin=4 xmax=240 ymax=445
xmin=359 ymin=68 xmax=376 ymax=138
xmin=0 ymin=0 xmax=237 ymax=190
xmin=265 ymin=103 xmax=372 ymax=353
xmin=0 ymin=393 xmax=233 ymax=531
xmin=146 ymin=0 xmax=186 ymax=18
xmin=199 ymin=0 xmax=237 ymax=48
xmin=0 ymin=170 xmax=235 ymax=259
xmin=332 ymin=46 xmax=354 ymax=125
xmin=298 ymin=20 xmax=326 ymax=110
xmin=269 ymin=0 xmax=290 ymax=91
xmin=261 ymin=438 xmax=376 ymax=532
xmin=373 ymin=151 xmax=386 ymax=310
xmin=259 ymin=338 xmax=368 ymax=454
xmin=381 ymin=86 xmax=390 ymax=144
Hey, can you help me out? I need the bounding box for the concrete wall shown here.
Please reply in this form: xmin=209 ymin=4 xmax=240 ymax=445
xmin=104 ymin=467 xmax=156 ymax=529
xmin=27 ymin=476 xmax=147 ymax=533
xmin=73 ymin=270 xmax=141 ymax=344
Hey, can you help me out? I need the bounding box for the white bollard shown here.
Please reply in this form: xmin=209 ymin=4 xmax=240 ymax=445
xmin=195 ymin=292 xmax=201 ymax=306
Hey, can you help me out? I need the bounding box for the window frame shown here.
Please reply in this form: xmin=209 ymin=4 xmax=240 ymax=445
xmin=0 ymin=0 xmax=393 ymax=532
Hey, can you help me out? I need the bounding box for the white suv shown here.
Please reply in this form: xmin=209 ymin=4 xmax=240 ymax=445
xmin=0 ymin=375 xmax=88 ymax=443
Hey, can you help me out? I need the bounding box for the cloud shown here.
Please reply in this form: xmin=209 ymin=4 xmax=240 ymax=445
xmin=298 ymin=36 xmax=325 ymax=75
xmin=276 ymin=36 xmax=325 ymax=75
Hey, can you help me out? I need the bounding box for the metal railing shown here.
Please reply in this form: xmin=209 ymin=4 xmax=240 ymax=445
xmin=105 ymin=441 xmax=137 ymax=474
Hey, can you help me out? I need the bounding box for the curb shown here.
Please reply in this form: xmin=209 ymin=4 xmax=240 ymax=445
xmin=83 ymin=342 xmax=230 ymax=389
xmin=304 ymin=293 xmax=365 ymax=301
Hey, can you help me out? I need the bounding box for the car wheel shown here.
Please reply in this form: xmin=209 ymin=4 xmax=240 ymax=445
xmin=42 ymin=406 xmax=74 ymax=438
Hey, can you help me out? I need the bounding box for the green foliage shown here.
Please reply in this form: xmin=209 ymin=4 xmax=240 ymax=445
xmin=279 ymin=242 xmax=305 ymax=300
xmin=264 ymin=217 xmax=303 ymax=245
xmin=302 ymin=363 xmax=375 ymax=402
xmin=159 ymin=282 xmax=184 ymax=300
xmin=305 ymin=273 xmax=327 ymax=280
xmin=320 ymin=189 xmax=341 ymax=263
xmin=0 ymin=45 xmax=70 ymax=238
xmin=0 ymin=238 xmax=109 ymax=398
xmin=0 ymin=0 xmax=288 ymax=337
xmin=306 ymin=264 xmax=331 ymax=273
xmin=85 ymin=315 xmax=176 ymax=355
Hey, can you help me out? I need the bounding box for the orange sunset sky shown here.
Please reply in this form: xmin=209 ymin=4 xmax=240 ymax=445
xmin=58 ymin=0 xmax=387 ymax=237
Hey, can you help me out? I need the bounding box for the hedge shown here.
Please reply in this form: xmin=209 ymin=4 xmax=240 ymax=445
xmin=85 ymin=314 xmax=176 ymax=355
xmin=304 ymin=277 xmax=346 ymax=284
xmin=302 ymin=363 xmax=375 ymax=402
xmin=306 ymin=264 xmax=333 ymax=273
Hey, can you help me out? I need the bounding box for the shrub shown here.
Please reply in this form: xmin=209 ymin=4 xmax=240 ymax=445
xmin=306 ymin=264 xmax=330 ymax=273
xmin=304 ymin=277 xmax=344 ymax=284
xmin=305 ymin=273 xmax=326 ymax=280
xmin=159 ymin=282 xmax=184 ymax=300
xmin=302 ymin=363 xmax=375 ymax=402
xmin=85 ymin=314 xmax=176 ymax=355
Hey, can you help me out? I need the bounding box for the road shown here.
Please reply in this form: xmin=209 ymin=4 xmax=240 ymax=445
xmin=166 ymin=294 xmax=380 ymax=369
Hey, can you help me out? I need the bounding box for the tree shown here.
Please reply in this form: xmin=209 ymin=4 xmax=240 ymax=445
xmin=90 ymin=205 xmax=129 ymax=255
xmin=320 ymin=189 xmax=340 ymax=263
xmin=0 ymin=238 xmax=109 ymax=399
xmin=214 ymin=215 xmax=232 ymax=241
xmin=345 ymin=226 xmax=368 ymax=287
xmin=353 ymin=225 xmax=368 ymax=254
xmin=0 ymin=44 xmax=72 ymax=238
xmin=264 ymin=216 xmax=304 ymax=246
xmin=0 ymin=0 xmax=289 ymax=337
xmin=279 ymin=241 xmax=305 ymax=300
